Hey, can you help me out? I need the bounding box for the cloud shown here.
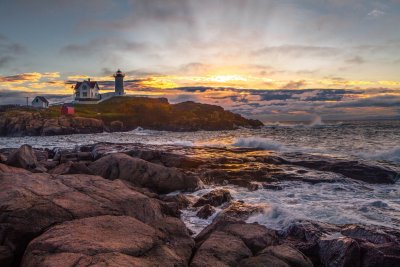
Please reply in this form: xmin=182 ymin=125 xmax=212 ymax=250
xmin=0 ymin=73 xmax=42 ymax=83
xmin=60 ymin=37 xmax=151 ymax=57
xmin=346 ymin=56 xmax=365 ymax=64
xmin=253 ymin=45 xmax=340 ymax=57
xmin=368 ymin=9 xmax=385 ymax=18
xmin=329 ymin=94 xmax=400 ymax=108
xmin=280 ymin=80 xmax=307 ymax=89
xmin=0 ymin=34 xmax=27 ymax=69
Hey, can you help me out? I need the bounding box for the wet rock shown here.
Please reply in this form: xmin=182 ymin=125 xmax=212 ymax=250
xmin=0 ymin=171 xmax=170 ymax=266
xmin=193 ymin=189 xmax=232 ymax=207
xmin=239 ymin=253 xmax=291 ymax=267
xmin=190 ymin=231 xmax=252 ymax=267
xmin=5 ymin=144 xmax=40 ymax=171
xmin=0 ymin=246 xmax=13 ymax=266
xmin=196 ymin=204 xmax=216 ymax=219
xmin=219 ymin=201 xmax=267 ymax=221
xmin=0 ymin=163 xmax=31 ymax=174
xmin=281 ymin=221 xmax=341 ymax=264
xmin=195 ymin=215 xmax=278 ymax=255
xmin=280 ymin=221 xmax=400 ymax=267
xmin=88 ymin=153 xmax=200 ymax=193
xmin=22 ymin=215 xmax=194 ymax=267
xmin=109 ymin=120 xmax=124 ymax=132
xmin=161 ymin=194 xmax=193 ymax=209
xmin=318 ymin=237 xmax=361 ymax=267
xmin=285 ymin=157 xmax=399 ymax=184
xmin=0 ymin=153 xmax=6 ymax=163
xmin=262 ymin=245 xmax=313 ymax=267
xmin=48 ymin=161 xmax=93 ymax=175
xmin=239 ymin=244 xmax=313 ymax=267
xmin=263 ymin=183 xmax=284 ymax=190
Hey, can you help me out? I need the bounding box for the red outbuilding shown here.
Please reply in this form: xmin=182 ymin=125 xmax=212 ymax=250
xmin=61 ymin=104 xmax=75 ymax=115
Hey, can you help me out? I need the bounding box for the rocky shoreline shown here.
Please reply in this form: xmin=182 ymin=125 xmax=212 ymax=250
xmin=0 ymin=143 xmax=399 ymax=266
xmin=0 ymin=98 xmax=263 ymax=136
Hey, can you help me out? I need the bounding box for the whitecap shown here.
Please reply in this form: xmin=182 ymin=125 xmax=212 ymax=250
xmin=356 ymin=147 xmax=400 ymax=163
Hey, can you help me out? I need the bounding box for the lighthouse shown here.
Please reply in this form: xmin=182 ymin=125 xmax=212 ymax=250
xmin=113 ymin=69 xmax=125 ymax=96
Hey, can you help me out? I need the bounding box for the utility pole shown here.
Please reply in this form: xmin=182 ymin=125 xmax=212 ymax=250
xmin=25 ymin=97 xmax=29 ymax=106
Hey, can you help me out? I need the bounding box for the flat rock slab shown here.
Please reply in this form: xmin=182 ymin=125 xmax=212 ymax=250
xmin=22 ymin=215 xmax=193 ymax=267
xmin=89 ymin=153 xmax=200 ymax=193
xmin=0 ymin=170 xmax=169 ymax=266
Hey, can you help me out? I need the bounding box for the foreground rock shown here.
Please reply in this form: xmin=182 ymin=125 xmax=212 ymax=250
xmin=284 ymin=157 xmax=399 ymax=184
xmin=88 ymin=153 xmax=201 ymax=193
xmin=0 ymin=167 xmax=179 ymax=266
xmin=190 ymin=215 xmax=310 ymax=267
xmin=196 ymin=204 xmax=216 ymax=219
xmin=22 ymin=215 xmax=193 ymax=267
xmin=193 ymin=189 xmax=232 ymax=207
xmin=5 ymin=144 xmax=44 ymax=172
xmin=281 ymin=221 xmax=400 ymax=267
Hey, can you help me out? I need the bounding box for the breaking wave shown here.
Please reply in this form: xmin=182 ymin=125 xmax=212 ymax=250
xmin=232 ymin=137 xmax=321 ymax=154
xmin=357 ymin=147 xmax=400 ymax=163
xmin=232 ymin=137 xmax=286 ymax=151
xmin=309 ymin=115 xmax=324 ymax=126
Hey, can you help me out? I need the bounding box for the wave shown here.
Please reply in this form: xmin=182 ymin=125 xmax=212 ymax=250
xmin=309 ymin=115 xmax=324 ymax=127
xmin=232 ymin=137 xmax=287 ymax=151
xmin=232 ymin=137 xmax=323 ymax=155
xmin=357 ymin=147 xmax=400 ymax=163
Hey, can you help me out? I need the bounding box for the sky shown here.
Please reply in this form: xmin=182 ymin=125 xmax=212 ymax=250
xmin=0 ymin=0 xmax=399 ymax=122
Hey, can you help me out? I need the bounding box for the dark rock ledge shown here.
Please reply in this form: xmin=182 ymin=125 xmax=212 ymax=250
xmin=0 ymin=143 xmax=398 ymax=267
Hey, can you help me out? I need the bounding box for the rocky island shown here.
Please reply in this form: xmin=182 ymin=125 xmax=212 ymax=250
xmin=0 ymin=97 xmax=263 ymax=136
xmin=0 ymin=143 xmax=399 ymax=267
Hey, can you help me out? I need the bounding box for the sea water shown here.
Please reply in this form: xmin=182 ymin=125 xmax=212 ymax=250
xmin=1 ymin=120 xmax=399 ymax=233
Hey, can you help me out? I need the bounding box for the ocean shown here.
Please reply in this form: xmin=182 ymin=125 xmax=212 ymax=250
xmin=1 ymin=119 xmax=399 ymax=233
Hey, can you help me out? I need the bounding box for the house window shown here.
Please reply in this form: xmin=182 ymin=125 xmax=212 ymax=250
xmin=83 ymin=92 xmax=87 ymax=97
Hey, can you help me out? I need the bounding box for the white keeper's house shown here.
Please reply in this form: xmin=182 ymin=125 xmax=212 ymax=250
xmin=74 ymin=79 xmax=101 ymax=101
xmin=73 ymin=69 xmax=125 ymax=104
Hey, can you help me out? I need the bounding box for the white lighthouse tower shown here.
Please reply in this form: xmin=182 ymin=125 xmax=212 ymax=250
xmin=113 ymin=69 xmax=125 ymax=96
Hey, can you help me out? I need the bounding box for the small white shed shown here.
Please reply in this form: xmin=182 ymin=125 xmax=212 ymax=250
xmin=32 ymin=96 xmax=49 ymax=108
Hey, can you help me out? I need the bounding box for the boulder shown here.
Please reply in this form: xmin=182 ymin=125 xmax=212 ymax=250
xmin=318 ymin=237 xmax=361 ymax=267
xmin=88 ymin=153 xmax=200 ymax=193
xmin=238 ymin=244 xmax=313 ymax=267
xmin=195 ymin=215 xmax=278 ymax=255
xmin=49 ymin=161 xmax=93 ymax=175
xmin=219 ymin=201 xmax=267 ymax=221
xmin=161 ymin=194 xmax=193 ymax=209
xmin=0 ymin=171 xmax=172 ymax=266
xmin=260 ymin=245 xmax=313 ymax=267
xmin=109 ymin=120 xmax=124 ymax=132
xmin=0 ymin=153 xmax=6 ymax=163
xmin=5 ymin=144 xmax=42 ymax=171
xmin=190 ymin=231 xmax=252 ymax=267
xmin=0 ymin=163 xmax=31 ymax=174
xmin=280 ymin=221 xmax=400 ymax=267
xmin=196 ymin=204 xmax=216 ymax=219
xmin=22 ymin=215 xmax=194 ymax=267
xmin=283 ymin=157 xmax=399 ymax=184
xmin=193 ymin=189 xmax=232 ymax=207
xmin=238 ymin=253 xmax=291 ymax=267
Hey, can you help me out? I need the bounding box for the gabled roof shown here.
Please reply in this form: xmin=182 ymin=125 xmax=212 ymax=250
xmin=34 ymin=96 xmax=49 ymax=104
xmin=74 ymin=81 xmax=99 ymax=90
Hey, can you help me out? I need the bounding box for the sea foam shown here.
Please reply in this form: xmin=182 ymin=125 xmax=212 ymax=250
xmin=357 ymin=146 xmax=400 ymax=163
xmin=233 ymin=137 xmax=286 ymax=151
